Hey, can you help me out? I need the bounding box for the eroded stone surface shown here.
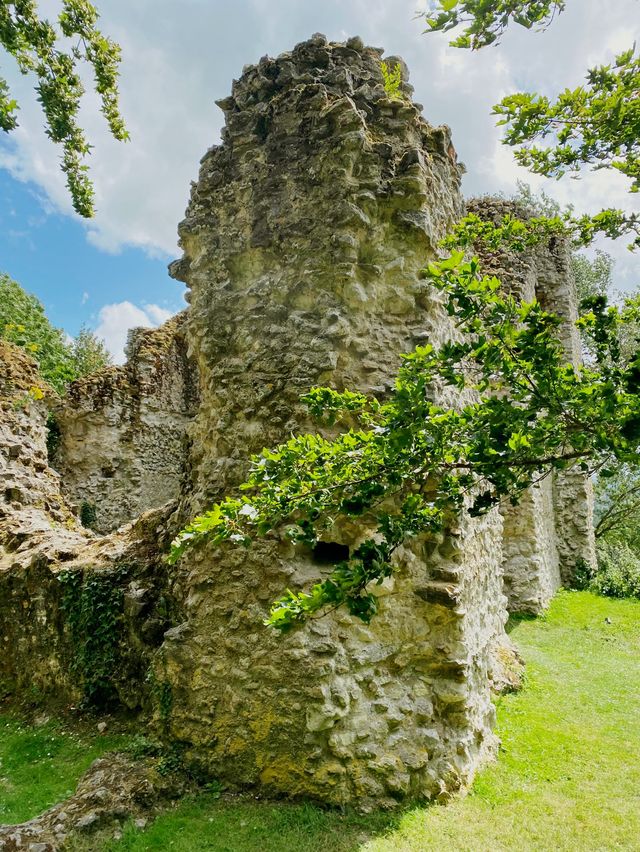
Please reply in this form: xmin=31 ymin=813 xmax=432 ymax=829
xmin=0 ymin=342 xmax=86 ymax=564
xmin=0 ymin=342 xmax=182 ymax=707
xmin=161 ymin=35 xmax=511 ymax=808
xmin=53 ymin=314 xmax=198 ymax=534
xmin=467 ymin=198 xmax=596 ymax=612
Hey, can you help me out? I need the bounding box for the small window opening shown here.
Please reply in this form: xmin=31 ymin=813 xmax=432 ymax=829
xmin=312 ymin=541 xmax=350 ymax=565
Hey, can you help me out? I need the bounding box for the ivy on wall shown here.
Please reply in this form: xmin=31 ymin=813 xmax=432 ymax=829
xmin=58 ymin=567 xmax=129 ymax=707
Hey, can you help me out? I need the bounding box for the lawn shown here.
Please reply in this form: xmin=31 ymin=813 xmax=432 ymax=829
xmin=0 ymin=715 xmax=132 ymax=824
xmin=2 ymin=591 xmax=639 ymax=851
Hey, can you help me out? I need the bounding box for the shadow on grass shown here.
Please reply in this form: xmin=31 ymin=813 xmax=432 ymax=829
xmin=505 ymin=610 xmax=539 ymax=634
xmin=90 ymin=794 xmax=419 ymax=852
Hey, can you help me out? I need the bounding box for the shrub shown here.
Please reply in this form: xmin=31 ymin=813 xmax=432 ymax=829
xmin=591 ymin=541 xmax=640 ymax=600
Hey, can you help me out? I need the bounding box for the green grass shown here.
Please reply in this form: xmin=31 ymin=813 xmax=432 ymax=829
xmin=362 ymin=591 xmax=640 ymax=851
xmin=3 ymin=592 xmax=640 ymax=851
xmin=100 ymin=591 xmax=640 ymax=852
xmin=0 ymin=715 xmax=132 ymax=824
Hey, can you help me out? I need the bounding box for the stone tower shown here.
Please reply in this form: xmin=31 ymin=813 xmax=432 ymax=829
xmin=162 ymin=35 xmax=510 ymax=807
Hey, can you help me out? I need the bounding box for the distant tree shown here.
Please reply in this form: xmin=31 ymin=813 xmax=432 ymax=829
xmin=0 ymin=271 xmax=75 ymax=391
xmin=595 ymin=466 xmax=640 ymax=547
xmin=72 ymin=324 xmax=111 ymax=377
xmin=0 ymin=0 xmax=128 ymax=217
xmin=572 ymin=250 xmax=613 ymax=303
xmin=510 ymin=183 xmax=616 ymax=306
xmin=0 ymin=272 xmax=110 ymax=392
xmin=511 ymin=180 xmax=562 ymax=219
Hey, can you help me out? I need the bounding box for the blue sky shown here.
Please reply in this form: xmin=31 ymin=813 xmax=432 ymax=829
xmin=0 ymin=170 xmax=181 ymax=337
xmin=1 ymin=0 xmax=638 ymax=361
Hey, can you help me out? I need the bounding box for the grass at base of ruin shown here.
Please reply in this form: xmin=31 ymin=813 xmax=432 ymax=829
xmin=101 ymin=591 xmax=640 ymax=851
xmin=0 ymin=714 xmax=133 ymax=824
xmin=2 ymin=591 xmax=639 ymax=850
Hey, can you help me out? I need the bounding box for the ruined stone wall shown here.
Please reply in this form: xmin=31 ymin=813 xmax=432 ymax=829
xmin=162 ymin=35 xmax=512 ymax=807
xmin=0 ymin=341 xmax=181 ymax=710
xmin=53 ymin=313 xmax=198 ymax=534
xmin=0 ymin=503 xmax=180 ymax=711
xmin=500 ymin=481 xmax=561 ymax=613
xmin=0 ymin=341 xmax=81 ymax=561
xmin=0 ymin=34 xmax=596 ymax=812
xmin=467 ymin=198 xmax=595 ymax=611
xmin=533 ymin=236 xmax=597 ymax=585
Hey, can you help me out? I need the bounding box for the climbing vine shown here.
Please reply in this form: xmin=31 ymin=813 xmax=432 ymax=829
xmin=58 ymin=566 xmax=129 ymax=707
xmin=79 ymin=500 xmax=97 ymax=529
xmin=146 ymin=667 xmax=173 ymax=727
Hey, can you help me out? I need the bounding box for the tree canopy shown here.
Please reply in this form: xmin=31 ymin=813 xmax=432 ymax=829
xmin=0 ymin=272 xmax=110 ymax=392
xmin=425 ymin=2 xmax=640 ymax=249
xmin=424 ymin=0 xmax=565 ymax=49
xmin=170 ymin=245 xmax=640 ymax=630
xmin=0 ymin=0 xmax=128 ymax=217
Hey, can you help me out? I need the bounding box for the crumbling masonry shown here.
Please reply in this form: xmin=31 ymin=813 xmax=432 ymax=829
xmin=0 ymin=35 xmax=595 ymax=812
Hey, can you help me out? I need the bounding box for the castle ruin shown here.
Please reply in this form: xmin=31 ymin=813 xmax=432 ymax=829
xmin=0 ymin=35 xmax=595 ymax=811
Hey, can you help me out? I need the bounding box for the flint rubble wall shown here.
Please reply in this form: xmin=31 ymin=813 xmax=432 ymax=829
xmin=53 ymin=313 xmax=198 ymax=534
xmin=467 ymin=198 xmax=595 ymax=612
xmin=162 ymin=34 xmax=511 ymax=807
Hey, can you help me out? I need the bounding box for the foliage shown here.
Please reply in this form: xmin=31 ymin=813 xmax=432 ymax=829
xmin=0 ymin=0 xmax=128 ymax=216
xmin=146 ymin=668 xmax=173 ymax=726
xmin=509 ymin=183 xmax=619 ymax=323
xmin=0 ymin=272 xmax=111 ymax=393
xmin=380 ymin=60 xmax=402 ymax=99
xmin=444 ymin=195 xmax=636 ymax=254
xmin=495 ymin=47 xmax=640 ymax=191
xmin=424 ymin=6 xmax=640 ymax=251
xmin=423 ymin=1 xmax=566 ymax=49
xmin=441 ymin=206 xmax=565 ymax=253
xmin=494 ymin=47 xmax=640 ymax=247
xmin=171 ymin=238 xmax=640 ymax=630
xmin=569 ymin=248 xmax=640 ymax=557
xmin=0 ymin=271 xmax=76 ymax=392
xmin=591 ymin=540 xmax=640 ymax=599
xmin=59 ymin=567 xmax=127 ymax=707
xmin=569 ymin=557 xmax=595 ymax=591
xmin=572 ymin=249 xmax=613 ymax=302
xmin=511 ymin=179 xmax=562 ymax=218
xmin=125 ymin=733 xmax=164 ymax=760
xmin=11 ymin=384 xmax=44 ymax=410
xmin=172 ymin=5 xmax=640 ymax=630
xmin=79 ymin=499 xmax=97 ymax=528
xmin=45 ymin=411 xmax=61 ymax=458
xmin=72 ymin=324 xmax=112 ymax=377
xmin=594 ymin=464 xmax=640 ymax=549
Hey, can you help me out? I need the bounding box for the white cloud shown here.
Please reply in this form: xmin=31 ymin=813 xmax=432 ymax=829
xmin=0 ymin=0 xmax=637 ymax=294
xmin=144 ymin=303 xmax=174 ymax=325
xmin=94 ymin=301 xmax=176 ymax=364
xmin=81 ymin=291 xmax=89 ymax=305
